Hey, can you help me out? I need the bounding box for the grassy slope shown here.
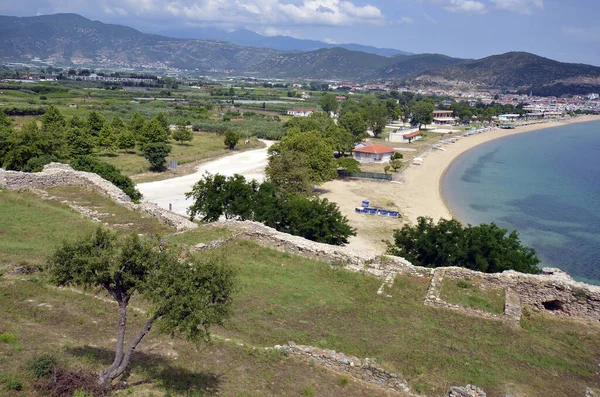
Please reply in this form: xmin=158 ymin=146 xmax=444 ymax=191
xmin=1 ymin=190 xmax=599 ymax=396
xmin=439 ymin=277 xmax=506 ymax=314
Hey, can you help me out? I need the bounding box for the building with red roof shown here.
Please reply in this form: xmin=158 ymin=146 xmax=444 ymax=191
xmin=353 ymin=144 xmax=396 ymax=163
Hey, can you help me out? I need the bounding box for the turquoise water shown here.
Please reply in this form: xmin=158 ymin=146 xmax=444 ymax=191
xmin=442 ymin=121 xmax=600 ymax=285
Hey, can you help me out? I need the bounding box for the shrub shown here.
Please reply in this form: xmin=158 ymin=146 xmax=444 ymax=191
xmin=387 ymin=216 xmax=540 ymax=274
xmin=70 ymin=156 xmax=142 ymax=202
xmin=29 ymin=354 xmax=58 ymax=379
xmin=1 ymin=373 xmax=23 ymax=391
xmin=0 ymin=332 xmax=18 ymax=344
xmin=22 ymin=154 xmax=59 ymax=172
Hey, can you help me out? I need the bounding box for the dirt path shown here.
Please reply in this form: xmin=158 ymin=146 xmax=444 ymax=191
xmin=137 ymin=140 xmax=275 ymax=216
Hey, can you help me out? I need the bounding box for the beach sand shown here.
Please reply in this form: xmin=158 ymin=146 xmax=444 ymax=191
xmin=321 ymin=115 xmax=600 ymax=253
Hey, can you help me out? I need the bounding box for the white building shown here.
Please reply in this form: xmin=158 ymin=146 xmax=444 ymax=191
xmin=287 ymin=108 xmax=316 ymax=117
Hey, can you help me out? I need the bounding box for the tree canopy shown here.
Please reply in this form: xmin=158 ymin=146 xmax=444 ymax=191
xmin=46 ymin=228 xmax=236 ymax=389
xmin=266 ymin=129 xmax=336 ymax=194
xmin=387 ymin=217 xmax=540 ymax=274
xmin=186 ymin=173 xmax=356 ymax=245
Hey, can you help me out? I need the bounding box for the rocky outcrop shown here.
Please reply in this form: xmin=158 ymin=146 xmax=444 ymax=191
xmin=447 ymin=385 xmax=486 ymax=397
xmin=0 ymin=163 xmax=197 ymax=231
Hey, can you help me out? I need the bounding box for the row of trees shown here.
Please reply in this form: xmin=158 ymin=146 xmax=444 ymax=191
xmin=186 ymin=174 xmax=356 ymax=245
xmin=0 ymin=106 xmax=183 ymax=173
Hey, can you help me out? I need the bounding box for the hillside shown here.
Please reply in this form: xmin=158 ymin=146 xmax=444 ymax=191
xmin=1 ymin=181 xmax=599 ymax=396
xmin=185 ymin=28 xmax=412 ymax=56
xmin=2 ymin=14 xmax=600 ymax=92
xmin=0 ymin=13 xmax=462 ymax=80
xmin=0 ymin=13 xmax=278 ymax=72
xmin=413 ymin=52 xmax=600 ymax=95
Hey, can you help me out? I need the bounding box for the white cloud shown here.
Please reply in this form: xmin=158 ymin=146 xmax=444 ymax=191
xmin=423 ymin=12 xmax=437 ymax=24
xmin=159 ymin=0 xmax=384 ymax=26
xmin=444 ymin=0 xmax=486 ymax=13
xmin=398 ymin=16 xmax=415 ymax=24
xmin=489 ymin=0 xmax=543 ymax=14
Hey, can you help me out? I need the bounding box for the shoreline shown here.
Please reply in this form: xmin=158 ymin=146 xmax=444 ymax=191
xmin=397 ymin=115 xmax=600 ymax=224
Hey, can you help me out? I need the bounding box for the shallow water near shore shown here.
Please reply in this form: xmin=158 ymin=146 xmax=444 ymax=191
xmin=442 ymin=120 xmax=600 ymax=285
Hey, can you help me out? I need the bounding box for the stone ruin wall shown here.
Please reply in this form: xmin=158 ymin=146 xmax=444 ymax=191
xmin=1 ymin=164 xmax=597 ymax=322
xmin=220 ymin=220 xmax=600 ymax=323
xmin=0 ymin=163 xmax=197 ymax=232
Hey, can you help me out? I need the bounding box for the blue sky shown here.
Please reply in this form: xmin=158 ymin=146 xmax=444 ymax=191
xmin=2 ymin=0 xmax=599 ymax=65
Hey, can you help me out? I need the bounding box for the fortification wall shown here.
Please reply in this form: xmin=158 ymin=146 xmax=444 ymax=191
xmin=218 ymin=220 xmax=600 ymax=323
xmin=0 ymin=163 xmax=197 ymax=231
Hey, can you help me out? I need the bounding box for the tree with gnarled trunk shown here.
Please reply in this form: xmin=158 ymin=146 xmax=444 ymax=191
xmin=46 ymin=227 xmax=236 ymax=390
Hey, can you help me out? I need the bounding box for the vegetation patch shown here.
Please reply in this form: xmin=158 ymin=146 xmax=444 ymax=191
xmin=440 ymin=278 xmax=506 ymax=314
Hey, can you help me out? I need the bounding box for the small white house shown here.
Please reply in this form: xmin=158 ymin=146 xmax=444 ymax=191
xmin=287 ymin=108 xmax=316 ymax=117
xmin=353 ymin=144 xmax=396 ymax=163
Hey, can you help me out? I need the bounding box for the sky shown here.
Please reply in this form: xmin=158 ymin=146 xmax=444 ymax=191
xmin=1 ymin=0 xmax=599 ymax=66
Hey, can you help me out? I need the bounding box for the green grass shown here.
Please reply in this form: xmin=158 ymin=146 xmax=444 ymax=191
xmin=0 ymin=188 xmax=172 ymax=268
xmin=0 ymin=189 xmax=98 ymax=266
xmin=211 ymin=240 xmax=600 ymax=397
xmin=439 ymin=278 xmax=506 ymax=314
xmin=167 ymin=225 xmax=232 ymax=246
xmin=100 ymin=132 xmax=263 ymax=177
xmin=45 ymin=186 xmax=173 ymax=236
xmin=1 ymin=190 xmax=599 ymax=397
xmin=0 ymin=278 xmax=399 ymax=397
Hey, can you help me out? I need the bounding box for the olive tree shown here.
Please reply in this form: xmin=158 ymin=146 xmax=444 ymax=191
xmin=46 ymin=228 xmax=236 ymax=389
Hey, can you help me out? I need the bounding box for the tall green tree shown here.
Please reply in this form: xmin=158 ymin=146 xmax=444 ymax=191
xmin=410 ymin=101 xmax=434 ymax=130
xmin=86 ymin=111 xmax=105 ymax=137
xmin=319 ymin=93 xmax=338 ymax=114
xmin=127 ymin=112 xmax=146 ymax=142
xmin=46 ymin=228 xmax=235 ymax=389
xmin=339 ymin=111 xmax=367 ymax=142
xmin=98 ymin=124 xmax=118 ymax=152
xmin=141 ymin=142 xmax=171 ymax=171
xmin=66 ymin=126 xmax=95 ymax=157
xmin=172 ymin=124 xmax=194 ymax=145
xmin=266 ymin=130 xmax=336 ymax=193
xmin=223 ymin=130 xmax=240 ymax=150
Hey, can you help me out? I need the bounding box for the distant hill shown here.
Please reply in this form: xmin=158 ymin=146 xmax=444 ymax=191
xmin=412 ymin=52 xmax=600 ymax=95
xmin=1 ymin=14 xmax=600 ymax=94
xmin=203 ymin=29 xmax=412 ymax=57
xmin=0 ymin=14 xmax=458 ymax=80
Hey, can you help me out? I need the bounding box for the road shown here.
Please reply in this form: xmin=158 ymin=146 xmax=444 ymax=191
xmin=137 ymin=140 xmax=274 ymax=216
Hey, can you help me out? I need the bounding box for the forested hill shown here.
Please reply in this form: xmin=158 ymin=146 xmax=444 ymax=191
xmin=411 ymin=52 xmax=600 ymax=95
xmin=2 ymin=13 xmax=600 ymax=94
xmin=0 ymin=13 xmax=464 ymax=80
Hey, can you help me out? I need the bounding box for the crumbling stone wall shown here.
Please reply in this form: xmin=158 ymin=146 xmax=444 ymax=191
xmin=218 ymin=220 xmax=600 ymax=323
xmin=0 ymin=163 xmax=197 ymax=231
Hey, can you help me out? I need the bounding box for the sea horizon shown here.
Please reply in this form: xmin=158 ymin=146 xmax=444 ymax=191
xmin=441 ymin=120 xmax=600 ymax=285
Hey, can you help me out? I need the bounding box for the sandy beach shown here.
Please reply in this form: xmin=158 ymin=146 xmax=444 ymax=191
xmin=400 ymin=115 xmax=600 ymax=223
xmin=320 ymin=115 xmax=600 ymax=253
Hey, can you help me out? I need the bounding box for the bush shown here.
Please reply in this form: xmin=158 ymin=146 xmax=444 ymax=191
xmin=1 ymin=373 xmax=23 ymax=391
xmin=70 ymin=156 xmax=142 ymax=202
xmin=0 ymin=332 xmax=18 ymax=344
xmin=29 ymin=354 xmax=58 ymax=379
xmin=22 ymin=154 xmax=59 ymax=172
xmin=387 ymin=216 xmax=540 ymax=274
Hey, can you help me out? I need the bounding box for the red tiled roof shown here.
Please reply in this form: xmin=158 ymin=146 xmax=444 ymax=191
xmin=353 ymin=144 xmax=396 ymax=154
xmin=403 ymin=131 xmax=421 ymax=138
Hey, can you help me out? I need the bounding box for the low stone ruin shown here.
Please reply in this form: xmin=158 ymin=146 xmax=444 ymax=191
xmin=0 ymin=163 xmax=197 ymax=231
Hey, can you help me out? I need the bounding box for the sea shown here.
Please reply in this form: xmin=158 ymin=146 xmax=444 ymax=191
xmin=441 ymin=120 xmax=600 ymax=285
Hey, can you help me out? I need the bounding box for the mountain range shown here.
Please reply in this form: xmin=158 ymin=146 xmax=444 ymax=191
xmin=1 ymin=13 xmax=600 ymax=95
xmin=158 ymin=27 xmax=412 ymax=57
